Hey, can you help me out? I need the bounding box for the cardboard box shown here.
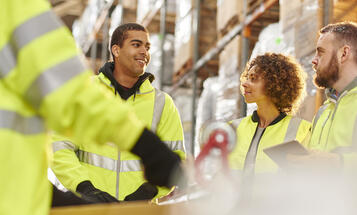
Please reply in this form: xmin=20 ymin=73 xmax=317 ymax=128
xmin=279 ymin=0 xmax=302 ymax=33
xmin=174 ymin=11 xmax=193 ymax=72
xmin=216 ymin=0 xmax=243 ymax=33
xmin=218 ymin=36 xmax=241 ymax=78
xmin=294 ymin=0 xmax=319 ymax=58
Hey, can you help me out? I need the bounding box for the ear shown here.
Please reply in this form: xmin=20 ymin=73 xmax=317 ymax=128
xmin=339 ymin=45 xmax=351 ymax=63
xmin=111 ymin=45 xmax=120 ymax=58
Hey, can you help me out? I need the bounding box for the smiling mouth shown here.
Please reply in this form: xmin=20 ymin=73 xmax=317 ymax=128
xmin=136 ymin=59 xmax=147 ymax=66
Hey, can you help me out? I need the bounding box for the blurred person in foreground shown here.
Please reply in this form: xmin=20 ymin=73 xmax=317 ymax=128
xmin=0 ymin=0 xmax=185 ymax=214
xmin=51 ymin=23 xmax=185 ymax=203
xmin=228 ymin=53 xmax=311 ymax=179
xmin=288 ymin=21 xmax=357 ymax=171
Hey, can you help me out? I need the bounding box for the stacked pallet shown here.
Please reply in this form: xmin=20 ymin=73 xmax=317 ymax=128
xmin=173 ymin=0 xmax=218 ymax=84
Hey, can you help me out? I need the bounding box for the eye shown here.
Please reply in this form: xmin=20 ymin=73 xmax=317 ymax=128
xmin=132 ymin=43 xmax=140 ymax=47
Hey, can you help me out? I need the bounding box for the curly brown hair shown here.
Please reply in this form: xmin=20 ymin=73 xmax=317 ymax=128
xmin=241 ymin=53 xmax=306 ymax=114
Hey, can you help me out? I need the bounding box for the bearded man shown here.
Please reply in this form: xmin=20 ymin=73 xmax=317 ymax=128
xmin=288 ymin=22 xmax=357 ymax=171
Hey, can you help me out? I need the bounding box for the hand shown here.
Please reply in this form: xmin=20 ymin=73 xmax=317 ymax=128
xmin=76 ymin=181 xmax=119 ymax=203
xmin=131 ymin=128 xmax=188 ymax=188
xmin=124 ymin=182 xmax=158 ymax=201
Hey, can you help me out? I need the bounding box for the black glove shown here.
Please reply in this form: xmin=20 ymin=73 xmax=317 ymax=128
xmin=52 ymin=185 xmax=94 ymax=207
xmin=131 ymin=128 xmax=186 ymax=188
xmin=76 ymin=181 xmax=119 ymax=203
xmin=124 ymin=182 xmax=158 ymax=201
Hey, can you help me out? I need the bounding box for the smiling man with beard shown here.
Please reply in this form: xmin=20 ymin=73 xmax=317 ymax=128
xmin=51 ymin=23 xmax=185 ymax=203
xmin=288 ymin=22 xmax=357 ymax=171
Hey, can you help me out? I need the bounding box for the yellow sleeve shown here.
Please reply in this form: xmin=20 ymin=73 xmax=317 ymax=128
xmin=51 ymin=133 xmax=90 ymax=191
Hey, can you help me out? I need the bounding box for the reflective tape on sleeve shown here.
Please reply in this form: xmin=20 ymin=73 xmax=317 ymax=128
xmin=0 ymin=44 xmax=17 ymax=78
xmin=0 ymin=109 xmax=44 ymax=134
xmin=164 ymin=140 xmax=185 ymax=152
xmin=52 ymin=140 xmax=77 ymax=153
xmin=11 ymin=11 xmax=62 ymax=51
xmin=25 ymin=55 xmax=85 ymax=109
xmin=1 ymin=11 xmax=63 ymax=79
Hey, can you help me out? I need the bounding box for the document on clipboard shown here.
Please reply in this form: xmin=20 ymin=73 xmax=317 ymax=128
xmin=263 ymin=140 xmax=308 ymax=168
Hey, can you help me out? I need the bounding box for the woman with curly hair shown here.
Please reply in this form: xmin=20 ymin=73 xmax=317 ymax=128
xmin=229 ymin=53 xmax=311 ymax=176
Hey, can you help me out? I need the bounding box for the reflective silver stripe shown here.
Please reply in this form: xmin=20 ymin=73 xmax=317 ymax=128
xmin=12 ymin=11 xmax=62 ymax=51
xmin=0 ymin=44 xmax=16 ymax=78
xmin=283 ymin=117 xmax=302 ymax=142
xmin=25 ymin=55 xmax=85 ymax=109
xmin=1 ymin=11 xmax=62 ymax=79
xmin=164 ymin=140 xmax=185 ymax=152
xmin=151 ymin=89 xmax=166 ymax=133
xmin=230 ymin=118 xmax=244 ymax=130
xmin=52 ymin=140 xmax=77 ymax=153
xmin=77 ymin=150 xmax=142 ymax=172
xmin=312 ymin=104 xmax=328 ymax=133
xmin=0 ymin=109 xmax=44 ymax=134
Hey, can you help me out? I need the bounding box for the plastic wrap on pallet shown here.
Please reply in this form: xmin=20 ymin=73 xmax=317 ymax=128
xmin=194 ymin=77 xmax=219 ymax=156
xmin=215 ymin=74 xmax=240 ymax=122
xmin=137 ymin=0 xmax=176 ymax=22
xmin=72 ymin=0 xmax=114 ymax=50
xmin=250 ymin=23 xmax=294 ymax=60
xmin=174 ymin=12 xmax=193 ymax=72
xmin=174 ymin=12 xmax=192 ymax=53
xmin=177 ymin=0 xmax=192 ymax=18
xmin=109 ymin=5 xmax=123 ymax=38
xmin=294 ymin=0 xmax=319 ymax=59
xmin=146 ymin=34 xmax=175 ymax=89
xmin=173 ymin=88 xmax=196 ymax=154
xmin=219 ymin=36 xmax=240 ymax=79
xmin=137 ymin=0 xmax=156 ymax=22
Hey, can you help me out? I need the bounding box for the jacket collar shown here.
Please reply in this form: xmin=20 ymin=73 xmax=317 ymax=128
xmin=98 ymin=62 xmax=155 ymax=100
xmin=251 ymin=110 xmax=287 ymax=126
xmin=325 ymin=76 xmax=357 ymax=102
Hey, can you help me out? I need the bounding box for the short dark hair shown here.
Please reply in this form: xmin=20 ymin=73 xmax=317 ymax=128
xmin=320 ymin=21 xmax=357 ymax=64
xmin=241 ymin=53 xmax=306 ymax=114
xmin=110 ymin=23 xmax=148 ymax=61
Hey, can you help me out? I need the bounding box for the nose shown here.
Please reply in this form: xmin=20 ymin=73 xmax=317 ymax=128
xmin=312 ymin=55 xmax=318 ymax=67
xmin=242 ymin=80 xmax=249 ymax=88
xmin=241 ymin=80 xmax=249 ymax=88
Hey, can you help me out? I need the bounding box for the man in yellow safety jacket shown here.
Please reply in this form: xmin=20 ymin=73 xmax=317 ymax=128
xmin=51 ymin=23 xmax=186 ymax=202
xmin=291 ymin=22 xmax=357 ymax=171
xmin=0 ymin=1 xmax=184 ymax=215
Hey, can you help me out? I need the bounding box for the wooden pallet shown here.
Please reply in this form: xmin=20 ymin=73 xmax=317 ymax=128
xmin=218 ymin=14 xmax=240 ymax=39
xmin=173 ymin=58 xmax=193 ymax=84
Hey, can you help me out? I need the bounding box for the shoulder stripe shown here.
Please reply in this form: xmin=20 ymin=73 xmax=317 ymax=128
xmin=283 ymin=117 xmax=302 ymax=142
xmin=151 ymin=88 xmax=166 ymax=133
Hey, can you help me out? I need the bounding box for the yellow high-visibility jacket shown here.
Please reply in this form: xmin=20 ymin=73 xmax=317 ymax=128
xmin=52 ymin=72 xmax=185 ymax=200
xmin=229 ymin=111 xmax=311 ymax=173
xmin=307 ymin=78 xmax=357 ymax=170
xmin=0 ymin=1 xmax=146 ymax=214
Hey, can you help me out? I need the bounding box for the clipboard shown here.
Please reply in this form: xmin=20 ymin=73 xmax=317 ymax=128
xmin=263 ymin=140 xmax=308 ymax=168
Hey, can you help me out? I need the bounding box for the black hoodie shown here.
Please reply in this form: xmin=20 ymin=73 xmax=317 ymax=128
xmin=98 ymin=62 xmax=155 ymax=100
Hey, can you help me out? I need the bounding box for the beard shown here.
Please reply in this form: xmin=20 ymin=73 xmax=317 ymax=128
xmin=313 ymin=52 xmax=339 ymax=89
